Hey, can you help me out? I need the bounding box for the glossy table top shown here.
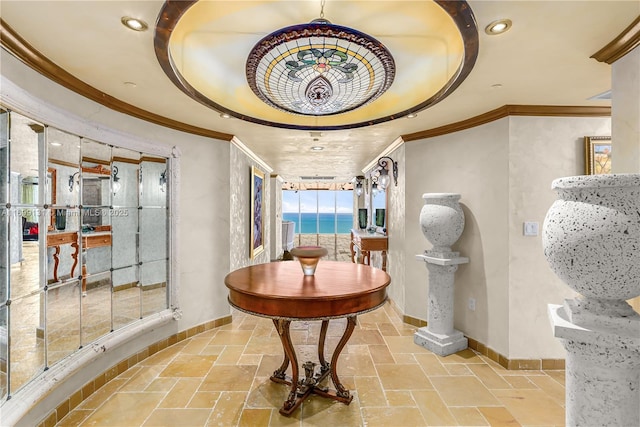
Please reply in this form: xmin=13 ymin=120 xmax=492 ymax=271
xmin=225 ymin=260 xmax=391 ymax=319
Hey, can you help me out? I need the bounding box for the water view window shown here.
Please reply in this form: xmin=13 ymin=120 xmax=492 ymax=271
xmin=283 ymin=190 xmax=353 ymax=234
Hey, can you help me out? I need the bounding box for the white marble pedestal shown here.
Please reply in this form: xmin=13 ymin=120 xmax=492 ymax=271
xmin=414 ymin=254 xmax=469 ymax=356
xmin=549 ymin=302 xmax=640 ymax=426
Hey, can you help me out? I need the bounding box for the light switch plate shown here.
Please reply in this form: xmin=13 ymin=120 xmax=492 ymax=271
xmin=524 ymin=221 xmax=539 ymax=236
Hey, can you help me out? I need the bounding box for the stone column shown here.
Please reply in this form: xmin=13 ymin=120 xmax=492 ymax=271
xmin=543 ymin=174 xmax=640 ymax=426
xmin=414 ymin=255 xmax=469 ymax=356
xmin=414 ymin=193 xmax=469 ymax=356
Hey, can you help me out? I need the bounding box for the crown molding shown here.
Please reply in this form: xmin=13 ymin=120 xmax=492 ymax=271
xmin=402 ymin=105 xmax=611 ymax=142
xmin=591 ymin=16 xmax=640 ymax=64
xmin=0 ymin=18 xmax=233 ymax=142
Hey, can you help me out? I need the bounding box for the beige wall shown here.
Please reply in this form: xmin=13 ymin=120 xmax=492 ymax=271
xmin=403 ymin=115 xmax=611 ymax=358
xmin=405 ymin=119 xmax=511 ymax=355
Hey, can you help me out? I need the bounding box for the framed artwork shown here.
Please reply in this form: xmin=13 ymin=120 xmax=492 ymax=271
xmin=250 ymin=165 xmax=265 ymax=258
xmin=584 ymin=136 xmax=612 ymax=175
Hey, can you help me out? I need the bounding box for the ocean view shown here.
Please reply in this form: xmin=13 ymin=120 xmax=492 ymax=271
xmin=283 ymin=212 xmax=353 ymax=234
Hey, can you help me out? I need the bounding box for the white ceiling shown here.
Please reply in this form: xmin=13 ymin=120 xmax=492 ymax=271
xmin=1 ymin=1 xmax=638 ymax=182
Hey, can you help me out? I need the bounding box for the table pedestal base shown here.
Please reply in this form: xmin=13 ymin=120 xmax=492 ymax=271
xmin=271 ymin=317 xmax=355 ymax=416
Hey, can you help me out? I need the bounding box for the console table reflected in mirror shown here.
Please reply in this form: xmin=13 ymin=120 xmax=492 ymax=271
xmin=350 ymin=229 xmax=388 ymax=271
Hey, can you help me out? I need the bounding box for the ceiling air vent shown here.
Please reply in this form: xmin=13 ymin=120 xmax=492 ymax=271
xmin=300 ymin=176 xmax=335 ymax=180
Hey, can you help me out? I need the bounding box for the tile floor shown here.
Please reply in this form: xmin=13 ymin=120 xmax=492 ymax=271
xmin=57 ymin=302 xmax=566 ymax=426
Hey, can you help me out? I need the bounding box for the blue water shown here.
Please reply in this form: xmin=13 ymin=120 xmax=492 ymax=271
xmin=282 ymin=212 xmax=353 ymax=234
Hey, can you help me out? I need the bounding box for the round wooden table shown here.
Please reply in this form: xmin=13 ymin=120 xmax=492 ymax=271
xmin=225 ymin=260 xmax=391 ymax=416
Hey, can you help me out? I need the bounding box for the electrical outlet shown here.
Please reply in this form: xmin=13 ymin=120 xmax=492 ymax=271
xmin=468 ymin=298 xmax=476 ymax=311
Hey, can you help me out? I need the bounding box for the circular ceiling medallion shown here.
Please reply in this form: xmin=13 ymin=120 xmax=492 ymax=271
xmin=245 ymin=18 xmax=395 ymax=116
xmin=154 ymin=1 xmax=478 ymax=131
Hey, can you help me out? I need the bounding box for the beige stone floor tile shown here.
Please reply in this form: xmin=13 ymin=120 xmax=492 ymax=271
xmin=335 ymin=353 xmax=377 ymax=377
xmin=449 ymin=407 xmax=490 ymax=426
xmin=393 ymin=353 xmax=418 ymax=364
xmin=200 ymin=365 xmax=258 ymax=391
xmin=187 ymin=391 xmax=221 ymax=409
xmin=142 ymin=408 xmax=212 ymax=426
xmin=238 ymin=354 xmax=262 ymax=365
xmin=545 ymin=370 xmax=566 ymax=386
xmin=199 ymin=344 xmax=226 ymax=357
xmin=57 ymin=409 xmax=93 ymax=427
xmin=79 ymin=392 xmax=165 ymax=426
xmin=209 ymin=330 xmax=254 ymax=346
xmin=343 ymin=328 xmax=386 ymax=346
xmin=412 ymin=390 xmax=457 ymax=426
xmin=430 ymin=376 xmax=500 ymax=406
xmin=158 ymin=378 xmax=202 ymax=408
xmin=354 ymin=376 xmax=386 ymax=407
xmin=369 ymin=344 xmax=396 ymax=364
xmin=57 ymin=304 xmax=567 ymax=427
xmin=146 ymin=377 xmax=178 ymax=392
xmin=159 ymin=354 xmax=217 ymax=378
xmin=206 ymin=391 xmax=247 ymax=427
xmin=237 ymin=408 xmax=272 ymax=427
xmin=257 ymin=354 xmax=289 ymax=377
xmin=478 ymin=406 xmax=521 ymax=426
xmin=245 ymin=377 xmax=291 ymax=409
xmin=181 ymin=337 xmax=216 ymax=355
xmin=376 ymin=364 xmax=433 ymax=390
xmin=77 ymin=378 xmax=128 ymax=409
xmin=299 ymin=395 xmax=363 ymax=426
xmin=444 ymin=363 xmax=473 ymax=376
xmin=214 ymin=345 xmax=245 ymax=365
xmin=245 ymin=336 xmax=287 ymax=356
xmin=438 ymin=348 xmax=485 ymax=364
xmin=383 ymin=335 xmax=421 ymax=353
xmin=491 ymin=389 xmax=565 ymax=426
xmin=502 ymin=375 xmax=538 ymax=389
xmin=414 ymin=353 xmax=449 ymax=376
xmin=467 ymin=364 xmax=512 ymax=389
xmin=361 ymin=406 xmax=427 ymax=427
xmin=139 ymin=344 xmax=185 ymax=366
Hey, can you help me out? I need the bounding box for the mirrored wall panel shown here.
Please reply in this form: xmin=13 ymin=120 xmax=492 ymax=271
xmin=0 ymin=108 xmax=171 ymax=401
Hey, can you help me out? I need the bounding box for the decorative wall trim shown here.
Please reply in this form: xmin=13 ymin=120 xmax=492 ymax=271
xmin=591 ymin=16 xmax=640 ymax=64
xmin=231 ymin=136 xmax=273 ymax=174
xmin=33 ymin=315 xmax=233 ymax=427
xmin=401 ymin=313 xmax=565 ymax=371
xmin=0 ymin=18 xmax=233 ymax=142
xmin=402 ymin=105 xmax=611 ymax=142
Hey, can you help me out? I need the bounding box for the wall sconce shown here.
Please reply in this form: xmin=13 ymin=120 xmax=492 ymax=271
xmin=159 ymin=170 xmax=167 ymax=192
xmin=354 ymin=175 xmax=365 ymax=197
xmin=68 ymin=172 xmax=79 ymax=192
xmin=112 ymin=166 xmax=121 ymax=195
xmin=371 ymin=174 xmax=380 ymax=195
xmin=376 ymin=156 xmax=398 ymax=190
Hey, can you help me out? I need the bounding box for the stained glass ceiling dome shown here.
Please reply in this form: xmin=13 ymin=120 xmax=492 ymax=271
xmin=156 ymin=1 xmax=478 ymax=130
xmin=245 ymin=17 xmax=395 ymax=116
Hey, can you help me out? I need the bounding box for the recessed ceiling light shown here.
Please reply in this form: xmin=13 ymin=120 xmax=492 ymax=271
xmin=406 ymin=113 xmax=418 ymax=119
xmin=485 ymin=19 xmax=512 ymax=35
xmin=491 ymin=83 xmax=503 ymax=89
xmin=311 ymin=146 xmax=324 ymax=151
xmin=219 ymin=112 xmax=231 ymax=119
xmin=121 ymin=16 xmax=148 ymax=32
xmin=123 ymin=81 xmax=137 ymax=88
xmin=49 ymin=142 xmax=61 ymax=147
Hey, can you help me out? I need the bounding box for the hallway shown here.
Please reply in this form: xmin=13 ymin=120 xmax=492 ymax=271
xmin=55 ymin=302 xmax=566 ymax=426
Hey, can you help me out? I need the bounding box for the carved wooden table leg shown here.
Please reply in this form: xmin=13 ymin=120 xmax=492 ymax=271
xmin=271 ymin=319 xmax=289 ymax=381
xmin=272 ymin=319 xmax=300 ymax=415
xmin=70 ymin=241 xmax=79 ymax=278
xmin=318 ymin=320 xmax=330 ymax=373
xmin=329 ymin=316 xmax=356 ymax=402
xmin=52 ymin=245 xmax=61 ymax=282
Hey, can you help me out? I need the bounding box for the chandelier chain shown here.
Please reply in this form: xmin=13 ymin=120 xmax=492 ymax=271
xmin=320 ymin=0 xmax=325 ymax=19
